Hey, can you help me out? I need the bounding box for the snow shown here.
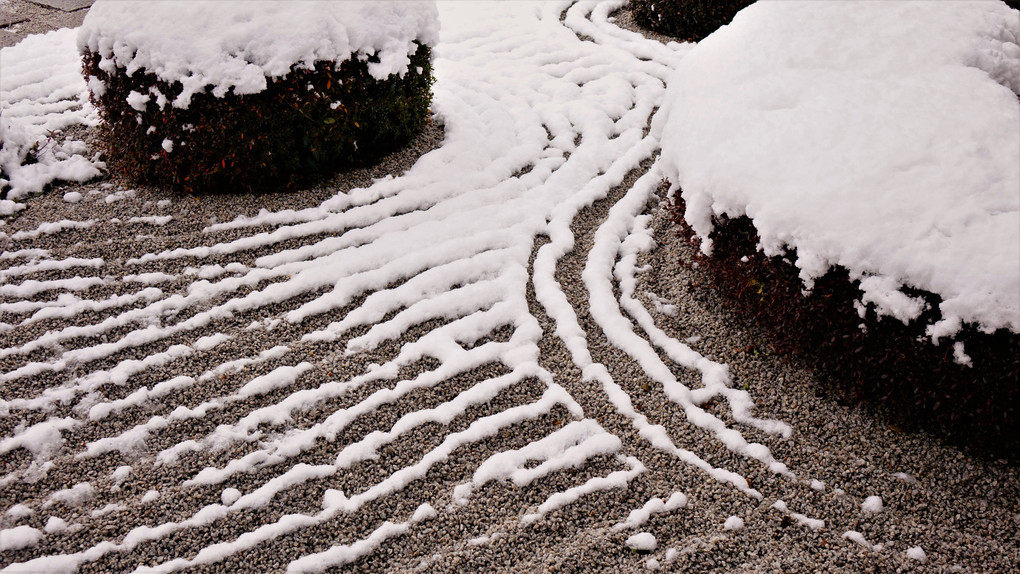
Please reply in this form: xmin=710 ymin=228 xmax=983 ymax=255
xmin=0 ymin=1 xmax=1009 ymax=571
xmin=656 ymin=0 xmax=1020 ymax=339
xmin=78 ymin=1 xmax=441 ymax=108
xmin=862 ymin=495 xmax=884 ymax=513
xmin=0 ymin=525 xmax=43 ymax=551
xmin=0 ymin=28 xmax=102 ymax=203
xmin=842 ymin=530 xmax=883 ymax=552
xmin=44 ymin=516 xmax=69 ymax=534
xmin=4 ymin=504 xmax=32 ymax=519
xmin=723 ymin=515 xmax=744 ymax=531
xmin=613 ymin=492 xmax=687 ymax=531
xmin=906 ymin=546 xmax=928 ymax=563
xmin=626 ymin=532 xmax=657 ymax=552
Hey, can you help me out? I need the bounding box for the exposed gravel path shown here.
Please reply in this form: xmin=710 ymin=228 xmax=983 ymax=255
xmin=2 ymin=4 xmax=1018 ymax=573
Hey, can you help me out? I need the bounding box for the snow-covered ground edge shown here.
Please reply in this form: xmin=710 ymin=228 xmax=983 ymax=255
xmin=655 ymin=0 xmax=1020 ymax=343
xmin=1 ymin=28 xmax=104 ymax=212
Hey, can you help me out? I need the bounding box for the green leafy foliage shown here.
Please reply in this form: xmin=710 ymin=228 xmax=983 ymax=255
xmin=630 ymin=0 xmax=755 ymax=42
xmin=668 ymin=183 xmax=1019 ymax=460
xmin=83 ymin=43 xmax=433 ymax=194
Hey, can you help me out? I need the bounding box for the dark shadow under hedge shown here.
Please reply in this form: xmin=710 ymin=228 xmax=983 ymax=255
xmin=669 ymin=184 xmax=1019 ymax=461
xmin=83 ymin=43 xmax=433 ymax=194
xmin=630 ymin=0 xmax=755 ymax=42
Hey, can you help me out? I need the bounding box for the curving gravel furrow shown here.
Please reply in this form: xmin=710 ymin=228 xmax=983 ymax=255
xmin=2 ymin=3 xmax=1018 ymax=573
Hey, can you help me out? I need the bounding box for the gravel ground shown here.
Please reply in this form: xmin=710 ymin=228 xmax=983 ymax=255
xmin=1 ymin=5 xmax=1018 ymax=574
xmin=0 ymin=0 xmax=88 ymax=48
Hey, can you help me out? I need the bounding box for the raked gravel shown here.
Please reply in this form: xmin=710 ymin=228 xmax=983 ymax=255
xmin=2 ymin=7 xmax=1018 ymax=574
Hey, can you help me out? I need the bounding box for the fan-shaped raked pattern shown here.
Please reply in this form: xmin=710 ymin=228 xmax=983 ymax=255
xmin=2 ymin=2 xmax=848 ymax=572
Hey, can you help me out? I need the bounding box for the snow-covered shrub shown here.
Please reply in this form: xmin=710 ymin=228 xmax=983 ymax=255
xmin=630 ymin=0 xmax=754 ymax=42
xmin=78 ymin=1 xmax=438 ymax=194
xmin=669 ymin=190 xmax=1019 ymax=459
xmin=657 ymin=0 xmax=1019 ymax=458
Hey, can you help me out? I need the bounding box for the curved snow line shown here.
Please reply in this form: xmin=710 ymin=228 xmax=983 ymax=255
xmin=585 ymin=160 xmax=793 ymax=478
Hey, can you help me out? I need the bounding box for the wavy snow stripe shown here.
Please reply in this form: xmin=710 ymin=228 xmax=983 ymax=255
xmin=186 ymin=353 xmax=543 ymax=487
xmin=79 ymin=363 xmax=311 ymax=461
xmin=612 ymin=492 xmax=688 ymax=531
xmin=453 ymin=419 xmax=621 ymax=505
xmin=521 ymin=455 xmax=645 ymax=525
xmin=0 ymin=256 xmax=104 ymax=280
xmin=585 ymin=159 xmax=793 ymax=478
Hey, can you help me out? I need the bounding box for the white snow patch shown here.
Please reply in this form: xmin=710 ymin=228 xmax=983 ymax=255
xmin=613 ymin=492 xmax=687 ymax=531
xmin=626 ymin=532 xmax=657 ymax=552
xmin=44 ymin=482 xmax=94 ymax=508
xmin=43 ymin=516 xmax=68 ymax=534
xmin=221 ymin=488 xmax=241 ymax=506
xmin=63 ymin=192 xmax=82 ymax=203
xmin=127 ymin=215 xmax=173 ymax=226
xmin=5 ymin=504 xmax=32 ymax=519
xmin=723 ymin=515 xmax=744 ymax=531
xmin=906 ymin=546 xmax=928 ymax=563
xmin=893 ymin=472 xmax=917 ymax=484
xmin=862 ymin=495 xmax=884 ymax=513
xmin=842 ymin=530 xmax=883 ymax=552
xmin=0 ymin=525 xmax=43 ymax=551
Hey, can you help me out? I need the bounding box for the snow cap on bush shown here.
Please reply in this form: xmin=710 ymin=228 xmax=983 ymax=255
xmin=78 ymin=0 xmax=440 ymax=108
xmin=655 ymin=0 xmax=1020 ymax=338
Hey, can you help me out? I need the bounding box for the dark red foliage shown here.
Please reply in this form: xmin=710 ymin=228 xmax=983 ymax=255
xmin=82 ymin=43 xmax=433 ymax=194
xmin=669 ymin=183 xmax=1019 ymax=461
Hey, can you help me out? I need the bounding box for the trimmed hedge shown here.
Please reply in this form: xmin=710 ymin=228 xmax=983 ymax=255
xmin=83 ymin=43 xmax=433 ymax=194
xmin=631 ymin=0 xmax=755 ymax=42
xmin=668 ymin=184 xmax=1020 ymax=460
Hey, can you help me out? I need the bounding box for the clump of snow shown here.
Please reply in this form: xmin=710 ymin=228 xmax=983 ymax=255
xmin=893 ymin=472 xmax=917 ymax=484
xmin=44 ymin=482 xmax=95 ymax=508
xmin=63 ymin=191 xmax=82 ymax=203
xmin=906 ymin=546 xmax=928 ymax=563
xmin=862 ymin=495 xmax=884 ymax=513
xmin=645 ymin=557 xmax=660 ymax=570
xmin=0 ymin=525 xmax=43 ymax=551
xmin=221 ymin=488 xmax=241 ymax=506
xmin=723 ymin=515 xmax=744 ymax=531
xmin=78 ymin=1 xmax=440 ymax=108
xmin=626 ymin=532 xmax=657 ymax=552
xmin=843 ymin=530 xmax=883 ymax=552
xmin=613 ymin=492 xmax=687 ymax=531
xmin=43 ymin=516 xmax=68 ymax=534
xmin=656 ymin=0 xmax=1020 ymax=339
xmin=5 ymin=504 xmax=32 ymax=519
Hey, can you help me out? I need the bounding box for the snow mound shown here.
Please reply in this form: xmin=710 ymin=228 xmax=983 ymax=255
xmin=78 ymin=1 xmax=440 ymax=108
xmin=626 ymin=532 xmax=657 ymax=551
xmin=862 ymin=495 xmax=884 ymax=513
xmin=723 ymin=515 xmax=744 ymax=531
xmin=906 ymin=546 xmax=928 ymax=563
xmin=656 ymin=0 xmax=1020 ymax=338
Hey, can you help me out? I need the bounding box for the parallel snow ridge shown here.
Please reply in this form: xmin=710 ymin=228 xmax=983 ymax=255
xmin=3 ymin=2 xmax=823 ymax=571
xmin=656 ymin=0 xmax=1020 ymax=338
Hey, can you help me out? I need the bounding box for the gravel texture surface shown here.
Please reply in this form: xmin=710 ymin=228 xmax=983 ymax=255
xmin=1 ymin=4 xmax=1018 ymax=574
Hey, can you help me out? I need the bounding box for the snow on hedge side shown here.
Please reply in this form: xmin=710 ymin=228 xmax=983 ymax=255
xmin=77 ymin=0 xmax=440 ymax=108
xmin=655 ymin=0 xmax=1020 ymax=340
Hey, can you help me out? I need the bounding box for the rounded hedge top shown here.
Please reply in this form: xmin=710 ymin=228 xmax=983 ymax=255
xmin=77 ymin=0 xmax=440 ymax=108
